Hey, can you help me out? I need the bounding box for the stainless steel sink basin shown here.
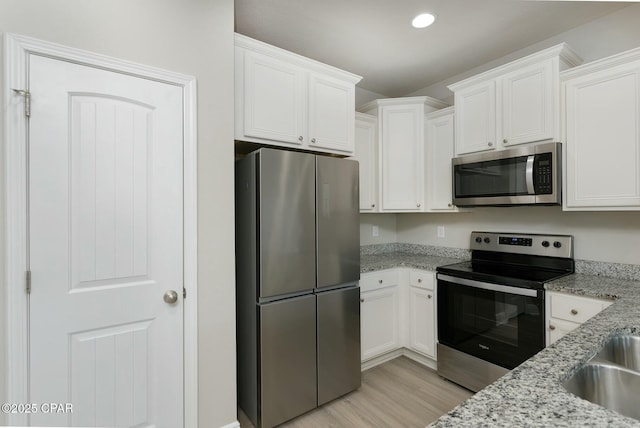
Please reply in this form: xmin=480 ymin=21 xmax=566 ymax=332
xmin=564 ymin=335 xmax=640 ymax=421
xmin=594 ymin=335 xmax=640 ymax=372
xmin=564 ymin=363 xmax=640 ymax=420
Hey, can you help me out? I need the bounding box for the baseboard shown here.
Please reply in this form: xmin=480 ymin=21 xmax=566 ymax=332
xmin=220 ymin=420 xmax=240 ymax=428
xmin=361 ymin=348 xmax=404 ymax=371
xmin=361 ymin=347 xmax=437 ymax=371
xmin=402 ymin=348 xmax=437 ymax=370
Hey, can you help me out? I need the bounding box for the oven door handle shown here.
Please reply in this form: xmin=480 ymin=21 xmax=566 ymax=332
xmin=438 ymin=274 xmax=539 ymax=297
xmin=525 ymin=155 xmax=535 ymax=195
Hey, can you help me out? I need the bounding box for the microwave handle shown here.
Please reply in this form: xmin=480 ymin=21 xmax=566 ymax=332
xmin=525 ymin=155 xmax=535 ymax=194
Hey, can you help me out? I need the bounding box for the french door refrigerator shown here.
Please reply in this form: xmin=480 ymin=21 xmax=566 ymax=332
xmin=235 ymin=148 xmax=361 ymax=428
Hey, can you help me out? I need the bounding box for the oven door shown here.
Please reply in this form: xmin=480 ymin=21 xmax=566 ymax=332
xmin=437 ymin=274 xmax=545 ymax=370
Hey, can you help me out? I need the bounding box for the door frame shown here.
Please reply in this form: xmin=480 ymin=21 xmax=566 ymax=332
xmin=3 ymin=33 xmax=198 ymax=427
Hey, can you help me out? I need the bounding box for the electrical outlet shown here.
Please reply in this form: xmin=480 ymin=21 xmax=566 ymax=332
xmin=437 ymin=226 xmax=445 ymax=238
xmin=372 ymin=225 xmax=379 ymax=237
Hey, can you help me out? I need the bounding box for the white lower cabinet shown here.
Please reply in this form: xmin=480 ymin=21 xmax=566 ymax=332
xmin=546 ymin=291 xmax=613 ymax=346
xmin=360 ymin=286 xmax=400 ymax=361
xmin=408 ymin=285 xmax=436 ymax=359
xmin=360 ymin=268 xmax=436 ymax=363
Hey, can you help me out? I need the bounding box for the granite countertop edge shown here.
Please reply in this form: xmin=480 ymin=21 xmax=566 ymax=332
xmin=360 ymin=250 xmax=640 ymax=427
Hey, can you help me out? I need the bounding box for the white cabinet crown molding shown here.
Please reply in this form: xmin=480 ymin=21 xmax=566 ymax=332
xmin=357 ymin=95 xmax=449 ymax=115
xmin=561 ymin=46 xmax=640 ymax=80
xmin=448 ymin=42 xmax=582 ymax=92
xmin=425 ymin=105 xmax=455 ymax=119
xmin=234 ymin=33 xmax=362 ymax=84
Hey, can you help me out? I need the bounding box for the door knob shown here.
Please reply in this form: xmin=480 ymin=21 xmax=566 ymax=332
xmin=164 ymin=290 xmax=179 ymax=304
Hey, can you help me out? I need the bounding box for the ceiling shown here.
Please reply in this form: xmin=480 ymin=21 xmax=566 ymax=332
xmin=234 ymin=0 xmax=630 ymax=97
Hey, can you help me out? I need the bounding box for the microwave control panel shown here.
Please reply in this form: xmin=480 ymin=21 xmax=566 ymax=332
xmin=535 ymin=153 xmax=553 ymax=194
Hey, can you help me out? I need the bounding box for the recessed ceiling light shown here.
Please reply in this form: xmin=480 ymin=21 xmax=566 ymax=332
xmin=412 ymin=13 xmax=435 ymax=29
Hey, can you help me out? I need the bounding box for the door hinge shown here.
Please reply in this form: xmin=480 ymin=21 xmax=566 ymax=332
xmin=12 ymin=89 xmax=31 ymax=117
xmin=183 ymin=287 xmax=187 ymax=299
xmin=26 ymin=270 xmax=32 ymax=294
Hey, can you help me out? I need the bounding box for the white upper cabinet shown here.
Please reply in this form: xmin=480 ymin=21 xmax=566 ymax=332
xmin=449 ymin=43 xmax=581 ymax=156
xmin=562 ymin=47 xmax=640 ymax=210
xmin=502 ymin=61 xmax=555 ymax=146
xmin=351 ymin=113 xmax=378 ymax=212
xmin=425 ymin=107 xmax=459 ymax=211
xmin=235 ymin=33 xmax=361 ymax=155
xmin=453 ymin=80 xmax=497 ymax=155
xmin=359 ymin=97 xmax=448 ymax=212
xmin=308 ymin=74 xmax=355 ymax=152
xmin=242 ymin=50 xmax=305 ymax=145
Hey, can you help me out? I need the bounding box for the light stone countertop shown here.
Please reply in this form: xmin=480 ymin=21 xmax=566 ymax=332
xmin=360 ymin=247 xmax=640 ymax=427
xmin=361 ymin=251 xmax=462 ymax=273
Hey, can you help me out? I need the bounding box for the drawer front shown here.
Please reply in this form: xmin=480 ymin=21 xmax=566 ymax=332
xmin=360 ymin=269 xmax=399 ymax=292
xmin=549 ymin=292 xmax=609 ymax=324
xmin=548 ymin=317 xmax=581 ymax=345
xmin=409 ymin=269 xmax=435 ymax=290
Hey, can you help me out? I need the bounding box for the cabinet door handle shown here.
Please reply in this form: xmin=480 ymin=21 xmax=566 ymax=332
xmin=549 ymin=325 xmax=556 ymax=330
xmin=418 ymin=278 xmax=422 ymax=283
xmin=298 ymin=136 xmax=303 ymax=141
xmin=571 ymin=309 xmax=578 ymax=315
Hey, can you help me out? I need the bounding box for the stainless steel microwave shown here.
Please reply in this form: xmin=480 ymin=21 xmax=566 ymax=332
xmin=452 ymin=142 xmax=561 ymax=207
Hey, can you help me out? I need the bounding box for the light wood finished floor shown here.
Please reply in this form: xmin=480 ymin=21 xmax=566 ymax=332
xmin=238 ymin=356 xmax=473 ymax=428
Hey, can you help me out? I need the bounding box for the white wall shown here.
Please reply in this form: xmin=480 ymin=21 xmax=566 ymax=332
xmin=360 ymin=214 xmax=397 ymax=245
xmin=396 ymin=208 xmax=640 ymax=265
xmin=355 ymin=86 xmax=387 ymax=108
xmin=407 ymin=3 xmax=640 ymax=102
xmin=0 ymin=1 xmax=237 ymax=426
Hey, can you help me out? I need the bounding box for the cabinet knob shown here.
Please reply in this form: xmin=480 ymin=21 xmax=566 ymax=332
xmin=298 ymin=136 xmax=303 ymax=141
xmin=418 ymin=278 xmax=422 ymax=283
xmin=549 ymin=325 xmax=556 ymax=330
xmin=371 ymin=204 xmax=375 ymax=208
xmin=447 ymin=203 xmax=453 ymax=207
xmin=311 ymin=138 xmax=316 ymax=143
xmin=571 ymin=309 xmax=578 ymax=315
xmin=417 ymin=203 xmax=421 ymax=208
xmin=378 ymin=279 xmax=383 ymax=284
xmin=427 ymin=294 xmax=432 ymax=299
xmin=360 ymin=298 xmax=365 ymax=303
xmin=503 ymin=139 xmax=508 ymax=144
xmin=488 ymin=142 xmax=493 ymax=147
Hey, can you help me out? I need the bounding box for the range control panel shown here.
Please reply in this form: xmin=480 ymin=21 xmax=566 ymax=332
xmin=498 ymin=236 xmax=533 ymax=247
xmin=470 ymin=231 xmax=573 ymax=258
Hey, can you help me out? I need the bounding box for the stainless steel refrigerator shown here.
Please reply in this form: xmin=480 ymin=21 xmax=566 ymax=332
xmin=235 ymin=148 xmax=361 ymax=428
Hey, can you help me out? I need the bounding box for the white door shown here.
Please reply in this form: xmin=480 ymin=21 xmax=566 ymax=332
xmin=28 ymin=54 xmax=184 ymax=427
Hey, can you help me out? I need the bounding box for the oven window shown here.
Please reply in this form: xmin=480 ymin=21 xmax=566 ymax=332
xmin=438 ymin=279 xmax=544 ymax=369
xmin=454 ymin=156 xmax=529 ymax=198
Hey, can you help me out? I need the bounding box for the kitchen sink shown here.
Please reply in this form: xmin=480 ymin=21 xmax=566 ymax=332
xmin=594 ymin=335 xmax=640 ymax=372
xmin=564 ymin=335 xmax=640 ymax=421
